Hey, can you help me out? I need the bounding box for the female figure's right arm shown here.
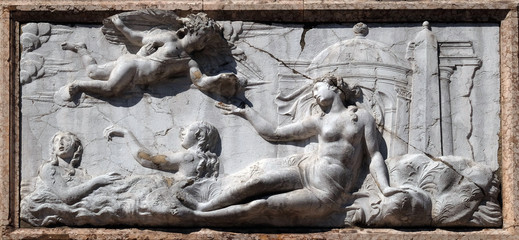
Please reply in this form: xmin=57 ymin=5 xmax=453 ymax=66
xmin=216 ymin=103 xmax=318 ymax=142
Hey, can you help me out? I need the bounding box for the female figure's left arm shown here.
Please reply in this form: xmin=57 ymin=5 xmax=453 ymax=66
xmin=361 ymin=110 xmax=401 ymax=196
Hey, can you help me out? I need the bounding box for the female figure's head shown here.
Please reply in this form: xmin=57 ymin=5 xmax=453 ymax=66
xmin=181 ymin=121 xmax=220 ymax=153
xmin=49 ymin=131 xmax=83 ymax=168
xmin=180 ymin=121 xmax=221 ymax=178
xmin=312 ymin=74 xmax=361 ymax=107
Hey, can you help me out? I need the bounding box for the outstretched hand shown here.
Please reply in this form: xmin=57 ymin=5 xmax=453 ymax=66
xmin=94 ymin=172 xmax=122 ymax=186
xmin=136 ymin=43 xmax=157 ymax=57
xmin=215 ymin=102 xmax=245 ymax=116
xmin=111 ymin=15 xmax=124 ymax=27
xmin=381 ymin=186 xmax=406 ymax=197
xmin=103 ymin=125 xmax=128 ymax=141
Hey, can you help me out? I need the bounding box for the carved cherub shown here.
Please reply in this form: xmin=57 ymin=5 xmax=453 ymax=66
xmin=56 ymin=10 xmax=243 ymax=104
xmin=104 ymin=121 xmax=220 ymax=180
xmin=29 ymin=131 xmax=121 ymax=205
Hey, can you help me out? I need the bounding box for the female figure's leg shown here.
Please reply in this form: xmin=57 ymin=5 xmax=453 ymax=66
xmin=186 ymin=158 xmax=304 ymax=212
xmin=61 ymin=42 xmax=115 ymax=80
xmin=192 ymin=188 xmax=326 ymax=224
xmin=69 ymin=54 xmax=140 ymax=97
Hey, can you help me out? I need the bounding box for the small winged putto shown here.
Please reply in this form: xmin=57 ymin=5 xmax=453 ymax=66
xmin=55 ymin=10 xmax=242 ymax=105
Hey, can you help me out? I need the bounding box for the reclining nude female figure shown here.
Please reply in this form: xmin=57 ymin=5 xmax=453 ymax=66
xmin=180 ymin=75 xmax=401 ymax=223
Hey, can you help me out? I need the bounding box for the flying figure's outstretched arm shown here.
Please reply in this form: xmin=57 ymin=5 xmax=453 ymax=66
xmin=110 ymin=15 xmax=146 ymax=47
xmin=189 ymin=60 xmax=242 ymax=98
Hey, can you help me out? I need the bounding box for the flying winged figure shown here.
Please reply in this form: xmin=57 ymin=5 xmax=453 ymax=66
xmin=55 ymin=10 xmax=247 ymax=105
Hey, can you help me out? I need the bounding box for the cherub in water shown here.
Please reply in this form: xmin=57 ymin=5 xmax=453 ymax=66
xmin=34 ymin=131 xmax=121 ymax=205
xmin=104 ymin=121 xmax=220 ymax=179
xmin=56 ymin=11 xmax=242 ymax=104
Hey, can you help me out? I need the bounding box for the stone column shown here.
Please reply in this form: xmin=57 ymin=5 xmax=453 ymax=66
xmin=439 ymin=66 xmax=454 ymax=155
xmin=407 ymin=21 xmax=442 ymax=156
xmin=438 ymin=42 xmax=482 ymax=158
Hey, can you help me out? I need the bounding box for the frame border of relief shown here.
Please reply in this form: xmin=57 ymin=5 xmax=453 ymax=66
xmin=1 ymin=1 xmax=518 ymax=239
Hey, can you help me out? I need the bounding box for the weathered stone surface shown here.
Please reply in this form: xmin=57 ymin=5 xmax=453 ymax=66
xmin=7 ymin=227 xmax=519 ymax=240
xmin=1 ymin=1 xmax=519 ymax=239
xmin=0 ymin=7 xmax=12 ymax=229
xmin=499 ymin=8 xmax=519 ymax=232
xmin=15 ymin=10 xmax=502 ymax=228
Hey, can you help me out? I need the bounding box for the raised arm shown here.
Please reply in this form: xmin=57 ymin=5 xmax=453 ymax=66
xmin=104 ymin=125 xmax=192 ymax=172
xmin=216 ymin=103 xmax=318 ymax=142
xmin=111 ymin=15 xmax=146 ymax=46
xmin=189 ymin=60 xmax=212 ymax=90
xmin=39 ymin=163 xmax=120 ymax=204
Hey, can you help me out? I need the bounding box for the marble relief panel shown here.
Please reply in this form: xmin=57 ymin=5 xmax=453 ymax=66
xmin=19 ymin=10 xmax=501 ymax=227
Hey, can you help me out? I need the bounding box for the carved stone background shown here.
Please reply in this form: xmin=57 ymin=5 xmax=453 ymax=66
xmin=20 ymin=23 xmax=500 ymax=181
xmin=16 ymin=13 xmax=502 ymax=227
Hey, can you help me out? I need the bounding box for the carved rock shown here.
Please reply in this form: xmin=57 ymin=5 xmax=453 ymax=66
xmin=19 ymin=11 xmax=501 ymax=228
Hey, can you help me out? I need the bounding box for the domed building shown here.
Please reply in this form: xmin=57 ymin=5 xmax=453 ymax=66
xmin=276 ymin=22 xmax=482 ymax=159
xmin=306 ymin=23 xmax=412 ymax=157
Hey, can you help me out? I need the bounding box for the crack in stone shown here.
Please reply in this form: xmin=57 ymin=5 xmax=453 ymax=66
xmin=32 ymin=106 xmax=59 ymax=120
xmin=155 ymin=127 xmax=172 ymax=137
xmin=300 ymin=27 xmax=309 ymax=52
xmin=242 ymin=41 xmax=312 ymax=80
xmin=466 ymin=65 xmax=481 ymax=162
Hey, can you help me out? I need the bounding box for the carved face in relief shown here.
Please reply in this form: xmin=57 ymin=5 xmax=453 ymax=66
xmin=377 ymin=187 xmax=432 ymax=226
xmin=52 ymin=132 xmax=76 ymax=160
xmin=312 ymin=82 xmax=337 ymax=107
xmin=179 ymin=12 xmax=219 ymax=53
xmin=180 ymin=124 xmax=199 ymax=149
xmin=181 ymin=31 xmax=210 ymax=53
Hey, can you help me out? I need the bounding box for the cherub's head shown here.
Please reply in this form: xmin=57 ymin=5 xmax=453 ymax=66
xmin=49 ymin=131 xmax=83 ymax=167
xmin=178 ymin=13 xmax=221 ymax=52
xmin=180 ymin=121 xmax=220 ymax=153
